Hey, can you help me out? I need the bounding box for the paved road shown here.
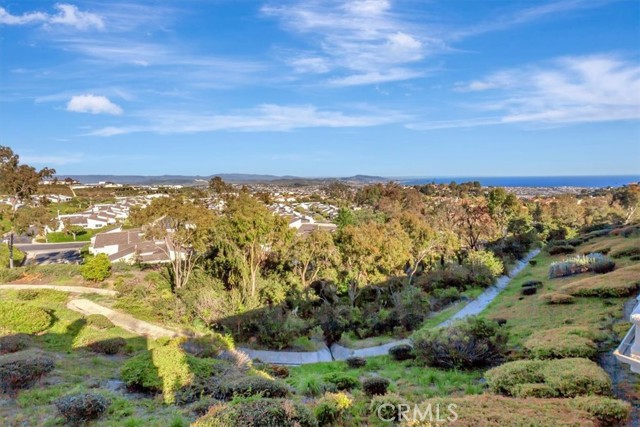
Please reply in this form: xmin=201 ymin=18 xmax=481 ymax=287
xmin=28 ymin=250 xmax=83 ymax=265
xmin=15 ymin=242 xmax=87 ymax=251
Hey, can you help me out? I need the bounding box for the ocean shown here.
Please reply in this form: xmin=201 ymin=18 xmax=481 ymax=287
xmin=401 ymin=175 xmax=640 ymax=188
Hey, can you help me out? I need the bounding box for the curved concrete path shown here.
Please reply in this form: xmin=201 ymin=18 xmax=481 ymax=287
xmin=67 ymin=298 xmax=186 ymax=339
xmin=56 ymin=249 xmax=540 ymax=364
xmin=0 ymin=284 xmax=117 ymax=296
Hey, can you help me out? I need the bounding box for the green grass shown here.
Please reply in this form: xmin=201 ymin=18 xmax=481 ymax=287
xmin=0 ymin=243 xmax=26 ymax=268
xmin=288 ymin=355 xmax=484 ymax=402
xmin=481 ymin=232 xmax=639 ymax=348
xmin=46 ymin=225 xmax=118 ymax=243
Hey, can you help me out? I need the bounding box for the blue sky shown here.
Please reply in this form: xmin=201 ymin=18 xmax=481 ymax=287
xmin=1 ymin=0 xmax=639 ymax=177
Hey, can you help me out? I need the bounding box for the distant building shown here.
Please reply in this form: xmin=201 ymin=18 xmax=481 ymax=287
xmin=89 ymin=228 xmax=174 ymax=264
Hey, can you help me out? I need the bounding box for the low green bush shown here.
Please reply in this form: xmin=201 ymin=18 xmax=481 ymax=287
xmin=413 ymin=317 xmax=507 ymax=369
xmin=55 ymin=393 xmax=110 ymax=426
xmin=322 ymin=373 xmax=359 ymax=391
xmin=345 ymin=356 xmax=366 ymax=369
xmin=548 ymin=245 xmax=575 ymax=255
xmin=314 ymin=392 xmax=352 ymax=426
xmin=227 ymin=376 xmax=289 ymax=398
xmin=192 ymin=398 xmax=318 ymax=427
xmin=570 ymin=396 xmax=631 ymax=427
xmin=0 ymin=334 xmax=32 ymax=355
xmin=511 ymin=383 xmax=557 ymax=398
xmin=485 ymin=358 xmax=611 ymax=398
xmin=524 ymin=328 xmax=597 ymax=359
xmin=81 ymin=253 xmax=111 ymax=282
xmin=86 ymin=314 xmax=114 ymax=330
xmin=87 ymin=337 xmax=127 ymax=355
xmin=388 ymin=344 xmax=415 ymax=361
xmin=611 ymin=247 xmax=640 ymax=258
xmin=630 ymin=254 xmax=640 ymax=261
xmin=591 ymin=259 xmax=616 ymax=274
xmin=369 ymin=393 xmax=407 ymax=423
xmin=0 ymin=301 xmax=52 ymax=334
xmin=0 ymin=351 xmax=55 ymax=395
xmin=362 ymin=377 xmax=390 ymax=396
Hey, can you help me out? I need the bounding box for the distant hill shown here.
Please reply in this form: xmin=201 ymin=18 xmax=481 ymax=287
xmin=60 ymin=174 xmax=391 ymax=186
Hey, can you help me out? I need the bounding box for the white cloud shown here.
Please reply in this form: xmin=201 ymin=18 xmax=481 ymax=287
xmin=88 ymin=104 xmax=407 ymax=136
xmin=0 ymin=4 xmax=104 ymax=30
xmin=263 ymin=0 xmax=431 ymax=85
xmin=67 ymin=94 xmax=123 ymax=115
xmin=410 ymin=55 xmax=640 ymax=130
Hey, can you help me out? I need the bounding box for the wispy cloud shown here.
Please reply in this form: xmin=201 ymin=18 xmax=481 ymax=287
xmin=0 ymin=3 xmax=104 ymax=30
xmin=263 ymin=0 xmax=436 ymax=86
xmin=450 ymin=0 xmax=618 ymax=40
xmin=410 ymin=54 xmax=640 ymax=130
xmin=67 ymin=94 xmax=123 ymax=115
xmin=89 ymin=104 xmax=407 ymax=136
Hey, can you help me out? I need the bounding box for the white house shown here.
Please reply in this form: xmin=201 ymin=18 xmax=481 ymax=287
xmin=614 ymin=295 xmax=640 ymax=374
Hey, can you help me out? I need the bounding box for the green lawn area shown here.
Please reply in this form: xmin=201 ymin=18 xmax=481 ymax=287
xmin=45 ymin=225 xmax=117 ymax=243
xmin=481 ymin=232 xmax=639 ymax=348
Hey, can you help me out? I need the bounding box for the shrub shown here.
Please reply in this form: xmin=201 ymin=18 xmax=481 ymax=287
xmin=630 ymin=254 xmax=640 ymax=261
xmin=87 ymin=337 xmax=127 ymax=355
xmin=181 ymin=335 xmax=233 ymax=359
xmin=314 ymin=392 xmax=352 ymax=426
xmin=611 ymin=247 xmax=640 ymax=258
xmin=227 ymin=376 xmax=289 ymax=398
xmin=369 ymin=393 xmax=407 ymax=422
xmin=261 ymin=364 xmax=289 ymax=379
xmin=0 ymin=301 xmax=52 ymax=334
xmin=520 ymin=287 xmax=537 ymax=296
xmin=55 ymin=393 xmax=110 ymax=426
xmin=0 ymin=351 xmax=55 ymax=395
xmin=413 ymin=317 xmax=507 ymax=369
xmin=464 ymin=250 xmax=504 ymax=277
xmin=485 ymin=358 xmax=611 ymax=398
xmin=345 ymin=356 xmax=366 ymax=369
xmin=322 ymin=373 xmax=359 ymax=391
xmin=362 ymin=377 xmax=390 ymax=396
xmin=86 ymin=314 xmax=114 ymax=330
xmin=522 ymin=280 xmax=543 ymax=289
xmin=388 ymin=344 xmax=415 ymax=361
xmin=540 ymin=293 xmax=575 ymax=304
xmin=528 ymin=260 xmax=537 ymax=266
xmin=591 ymin=259 xmax=616 ymax=274
xmin=192 ymin=398 xmax=317 ymax=427
xmin=0 ymin=334 xmax=32 ymax=355
xmin=548 ymin=245 xmax=575 ymax=255
xmin=121 ymin=338 xmax=226 ymax=404
xmin=81 ymin=253 xmax=111 ymax=282
xmin=571 ymin=396 xmax=631 ymax=427
xmin=549 ymin=254 xmax=612 ymax=279
xmin=524 ymin=328 xmax=597 ymax=359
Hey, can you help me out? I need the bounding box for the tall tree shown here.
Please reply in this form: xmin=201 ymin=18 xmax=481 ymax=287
xmin=0 ymin=146 xmax=55 ymax=211
xmin=290 ymin=229 xmax=339 ymax=289
xmin=612 ymin=184 xmax=640 ymax=224
xmin=486 ymin=188 xmax=519 ymax=237
xmin=336 ymin=220 xmax=410 ymax=306
xmin=131 ymin=196 xmax=215 ymax=290
xmin=398 ymin=212 xmax=437 ymax=284
xmin=212 ymin=192 xmax=293 ymax=305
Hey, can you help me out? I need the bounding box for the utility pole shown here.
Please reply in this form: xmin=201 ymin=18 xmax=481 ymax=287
xmin=8 ymin=232 xmax=14 ymax=269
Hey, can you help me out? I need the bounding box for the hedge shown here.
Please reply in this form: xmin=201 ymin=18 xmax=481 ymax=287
xmin=485 ymin=358 xmax=611 ymax=398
